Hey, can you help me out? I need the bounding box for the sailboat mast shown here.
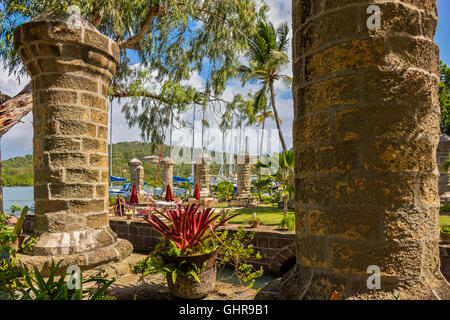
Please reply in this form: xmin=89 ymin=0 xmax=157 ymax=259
xmin=191 ymin=105 xmax=196 ymax=177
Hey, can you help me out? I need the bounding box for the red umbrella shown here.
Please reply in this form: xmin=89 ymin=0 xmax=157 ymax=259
xmin=129 ymin=184 xmax=139 ymax=204
xmin=165 ymin=185 xmax=174 ymax=202
xmin=193 ymin=184 xmax=200 ymax=200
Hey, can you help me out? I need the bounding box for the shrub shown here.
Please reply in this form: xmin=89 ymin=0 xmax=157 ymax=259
xmin=260 ymin=195 xmax=275 ymax=204
xmin=441 ymin=203 xmax=450 ymax=214
xmin=212 ymin=181 xmax=234 ymax=202
xmin=279 ymin=214 xmax=295 ymax=231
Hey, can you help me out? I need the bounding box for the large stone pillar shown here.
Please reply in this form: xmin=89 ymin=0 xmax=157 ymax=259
xmin=128 ymin=158 xmax=144 ymax=196
xmin=161 ymin=157 xmax=175 ymax=197
xmin=194 ymin=153 xmax=212 ymax=199
xmin=285 ymin=0 xmax=450 ymax=299
xmin=230 ymin=151 xmax=258 ymax=207
xmin=14 ymin=14 xmax=132 ymax=271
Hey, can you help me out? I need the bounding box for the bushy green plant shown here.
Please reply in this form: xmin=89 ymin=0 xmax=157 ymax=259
xmin=441 ymin=224 xmax=450 ymax=235
xmin=260 ymin=195 xmax=276 ymax=204
xmin=17 ymin=261 xmax=116 ymax=300
xmin=279 ymin=214 xmax=295 ymax=231
xmin=108 ymin=195 xmax=117 ymax=207
xmin=9 ymin=205 xmax=21 ymax=215
xmin=252 ymin=178 xmax=272 ymax=201
xmin=212 ymin=181 xmax=234 ymax=202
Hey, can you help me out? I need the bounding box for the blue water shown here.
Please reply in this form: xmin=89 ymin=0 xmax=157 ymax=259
xmin=3 ymin=186 xmax=34 ymax=215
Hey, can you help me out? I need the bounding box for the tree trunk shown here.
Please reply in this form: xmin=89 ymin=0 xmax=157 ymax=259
xmin=269 ymin=82 xmax=287 ymax=152
xmin=283 ymin=195 xmax=288 ymax=217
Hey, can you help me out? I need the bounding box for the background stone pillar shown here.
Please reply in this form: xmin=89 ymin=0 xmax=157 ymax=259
xmin=128 ymin=158 xmax=144 ymax=196
xmin=161 ymin=157 xmax=175 ymax=197
xmin=14 ymin=14 xmax=132 ymax=270
xmin=194 ymin=153 xmax=211 ymax=199
xmin=230 ymin=151 xmax=257 ymax=207
xmin=285 ymin=0 xmax=449 ymax=299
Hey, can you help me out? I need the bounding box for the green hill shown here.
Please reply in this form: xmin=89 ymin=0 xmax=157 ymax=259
xmin=1 ymin=141 xmax=237 ymax=187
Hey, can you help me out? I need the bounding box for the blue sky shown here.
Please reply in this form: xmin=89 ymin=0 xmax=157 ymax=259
xmin=0 ymin=0 xmax=449 ymax=160
xmin=437 ymin=0 xmax=450 ymax=64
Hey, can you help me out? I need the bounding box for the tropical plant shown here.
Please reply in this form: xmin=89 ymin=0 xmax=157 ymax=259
xmin=212 ymin=181 xmax=234 ymax=202
xmin=9 ymin=205 xmax=20 ymax=215
xmin=279 ymin=214 xmax=295 ymax=231
xmin=144 ymin=203 xmax=239 ymax=254
xmin=18 ymin=261 xmax=116 ymax=300
xmin=244 ymin=212 xmax=261 ymax=228
xmin=13 ymin=206 xmax=28 ymax=237
xmin=442 ymin=224 xmax=450 ymax=235
xmin=238 ymin=20 xmax=292 ymax=152
xmin=272 ymin=150 xmax=295 ymax=216
xmin=252 ymin=177 xmax=272 ymax=201
xmin=440 ymin=61 xmax=450 ymax=134
xmin=441 ymin=203 xmax=450 ymax=214
xmin=136 ymin=203 xmax=262 ymax=290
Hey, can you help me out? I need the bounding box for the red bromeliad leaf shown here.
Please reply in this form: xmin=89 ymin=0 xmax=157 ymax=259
xmin=165 ymin=185 xmax=174 ymax=202
xmin=143 ymin=204 xmax=241 ymax=254
xmin=193 ymin=184 xmax=200 ymax=200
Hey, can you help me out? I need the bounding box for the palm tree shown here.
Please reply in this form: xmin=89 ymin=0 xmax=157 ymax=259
xmin=239 ymin=21 xmax=292 ymax=152
xmin=255 ymin=105 xmax=275 ymax=160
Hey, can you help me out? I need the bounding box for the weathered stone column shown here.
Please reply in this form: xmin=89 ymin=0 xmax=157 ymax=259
xmin=230 ymin=151 xmax=258 ymax=207
xmin=285 ymin=0 xmax=450 ymax=299
xmin=194 ymin=153 xmax=211 ymax=199
xmin=128 ymin=158 xmax=144 ymax=196
xmin=161 ymin=157 xmax=175 ymax=197
xmin=437 ymin=134 xmax=450 ymax=202
xmin=14 ymin=14 xmax=132 ymax=271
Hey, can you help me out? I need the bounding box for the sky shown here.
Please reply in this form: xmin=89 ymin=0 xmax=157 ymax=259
xmin=0 ymin=0 xmax=449 ymax=161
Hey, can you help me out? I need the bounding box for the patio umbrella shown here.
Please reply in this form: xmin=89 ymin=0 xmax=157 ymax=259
xmin=193 ymin=184 xmax=200 ymax=200
xmin=129 ymin=184 xmax=139 ymax=205
xmin=165 ymin=185 xmax=174 ymax=202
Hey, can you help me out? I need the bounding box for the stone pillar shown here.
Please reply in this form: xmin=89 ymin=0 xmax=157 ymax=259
xmin=230 ymin=151 xmax=257 ymax=207
xmin=128 ymin=158 xmax=144 ymax=196
xmin=437 ymin=134 xmax=450 ymax=202
xmin=285 ymin=0 xmax=450 ymax=299
xmin=194 ymin=153 xmax=211 ymax=199
xmin=14 ymin=14 xmax=132 ymax=271
xmin=161 ymin=157 xmax=175 ymax=197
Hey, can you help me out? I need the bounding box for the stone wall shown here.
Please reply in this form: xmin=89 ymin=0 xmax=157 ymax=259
xmin=24 ymin=214 xmax=295 ymax=274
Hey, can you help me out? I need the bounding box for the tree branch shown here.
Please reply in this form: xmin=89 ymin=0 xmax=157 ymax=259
xmin=118 ymin=3 xmax=166 ymax=50
xmin=0 ymin=81 xmax=32 ymax=137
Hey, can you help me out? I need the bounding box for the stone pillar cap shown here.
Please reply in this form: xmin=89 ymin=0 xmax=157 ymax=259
xmin=161 ymin=157 xmax=175 ymax=164
xmin=14 ymin=13 xmax=120 ymax=65
xmin=129 ymin=158 xmax=142 ymax=165
xmin=195 ymin=153 xmax=211 ymax=164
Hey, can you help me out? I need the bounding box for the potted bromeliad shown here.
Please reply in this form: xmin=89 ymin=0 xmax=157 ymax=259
xmin=134 ymin=203 xmax=263 ymax=299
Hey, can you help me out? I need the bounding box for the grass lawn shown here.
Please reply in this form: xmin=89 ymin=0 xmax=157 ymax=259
xmin=214 ymin=203 xmax=294 ymax=227
xmin=441 ymin=213 xmax=450 ymax=225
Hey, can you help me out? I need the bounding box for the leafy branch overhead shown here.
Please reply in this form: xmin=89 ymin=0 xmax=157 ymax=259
xmin=0 ymin=0 xmax=268 ymax=143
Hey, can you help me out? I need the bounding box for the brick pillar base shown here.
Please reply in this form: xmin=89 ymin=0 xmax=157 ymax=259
xmin=14 ymin=14 xmax=132 ymax=274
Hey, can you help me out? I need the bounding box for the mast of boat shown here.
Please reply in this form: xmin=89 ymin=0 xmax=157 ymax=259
xmin=191 ymin=105 xmax=195 ymax=177
xmin=169 ymin=113 xmax=173 ymax=159
xmin=220 ymin=127 xmax=225 ymax=176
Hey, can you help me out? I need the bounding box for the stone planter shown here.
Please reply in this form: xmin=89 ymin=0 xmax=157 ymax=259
xmin=249 ymin=220 xmax=261 ymax=229
xmin=163 ymin=250 xmax=217 ymax=299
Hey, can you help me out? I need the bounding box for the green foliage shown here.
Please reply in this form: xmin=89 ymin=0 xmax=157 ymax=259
xmin=12 ymin=206 xmax=28 ymax=236
xmin=440 ymin=61 xmax=450 ymax=134
xmin=260 ymin=195 xmax=275 ymax=204
xmin=279 ymin=214 xmax=295 ymax=231
xmin=252 ymin=177 xmax=272 ymax=201
xmin=9 ymin=205 xmax=21 ymax=214
xmin=212 ymin=181 xmax=234 ymax=202
xmin=441 ymin=203 xmax=450 ymax=214
xmin=108 ymin=195 xmax=117 ymax=207
xmin=272 ymin=150 xmax=295 ymax=215
xmin=18 ymin=261 xmax=116 ymax=300
xmin=2 ymin=155 xmax=34 ymax=187
xmin=0 ymin=212 xmax=36 ymax=300
xmin=244 ymin=213 xmax=261 ymax=227
xmin=216 ymin=227 xmax=263 ymax=287
xmin=441 ymin=224 xmax=450 ymax=235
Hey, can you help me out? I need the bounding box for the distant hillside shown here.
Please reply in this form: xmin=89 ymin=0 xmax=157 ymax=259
xmin=1 ymin=141 xmax=239 ymax=187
